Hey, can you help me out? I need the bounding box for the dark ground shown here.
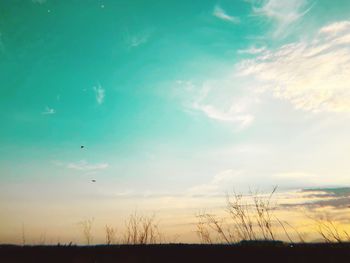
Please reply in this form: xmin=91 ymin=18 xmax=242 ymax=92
xmin=1 ymin=243 xmax=350 ymax=263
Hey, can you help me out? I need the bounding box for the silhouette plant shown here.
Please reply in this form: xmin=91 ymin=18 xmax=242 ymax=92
xmin=105 ymin=225 xmax=117 ymax=245
xmin=78 ymin=218 xmax=94 ymax=245
xmin=196 ymin=187 xmax=289 ymax=243
xmin=123 ymin=212 xmax=161 ymax=244
xmin=311 ymin=214 xmax=350 ymax=243
xmin=21 ymin=224 xmax=26 ymax=246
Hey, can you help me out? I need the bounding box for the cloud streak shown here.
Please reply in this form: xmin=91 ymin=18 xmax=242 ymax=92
xmin=67 ymin=160 xmax=109 ymax=171
xmin=238 ymin=46 xmax=267 ymax=55
xmin=251 ymin=0 xmax=313 ymax=37
xmin=213 ymin=5 xmax=240 ymax=24
xmin=281 ymin=188 xmax=350 ymax=209
xmin=124 ymin=29 xmax=152 ymax=49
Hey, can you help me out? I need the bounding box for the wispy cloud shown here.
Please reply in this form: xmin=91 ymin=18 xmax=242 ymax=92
xmin=238 ymin=46 xmax=266 ymax=55
xmin=187 ymin=170 xmax=243 ymax=196
xmin=251 ymin=0 xmax=313 ymax=37
xmin=319 ymin=21 xmax=350 ymax=36
xmin=124 ymin=29 xmax=151 ymax=49
xmin=186 ymin=79 xmax=258 ymax=129
xmin=213 ymin=5 xmax=240 ymax=24
xmin=67 ymin=160 xmax=109 ymax=171
xmin=93 ymin=84 xmax=105 ymax=105
xmin=282 ymin=188 xmax=350 ymax=209
xmin=192 ymin=101 xmax=254 ymax=128
xmin=42 ymin=106 xmax=56 ymax=115
xmin=237 ymin=20 xmax=350 ymax=112
xmin=183 ymin=20 xmax=350 ymax=129
xmin=129 ymin=34 xmax=149 ymax=48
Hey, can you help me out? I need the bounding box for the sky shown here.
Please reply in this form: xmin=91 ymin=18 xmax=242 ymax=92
xmin=1 ymin=0 xmax=350 ymax=244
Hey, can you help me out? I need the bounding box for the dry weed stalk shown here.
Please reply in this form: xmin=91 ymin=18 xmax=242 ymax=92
xmin=78 ymin=218 xmax=94 ymax=245
xmin=105 ymin=225 xmax=116 ymax=245
xmin=226 ymin=192 xmax=256 ymax=241
xmin=196 ymin=213 xmax=232 ymax=244
xmin=123 ymin=212 xmax=161 ymax=244
xmin=197 ymin=187 xmax=283 ymax=243
xmin=273 ymin=217 xmax=307 ymax=243
xmin=312 ymin=214 xmax=350 ymax=243
xmin=38 ymin=232 xmax=46 ymax=245
xmin=252 ymin=186 xmax=277 ymax=240
xmin=196 ymin=214 xmax=213 ymax=244
xmin=21 ymin=224 xmax=26 ymax=246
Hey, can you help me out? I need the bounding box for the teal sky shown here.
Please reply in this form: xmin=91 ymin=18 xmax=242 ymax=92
xmin=1 ymin=0 xmax=350 ymax=243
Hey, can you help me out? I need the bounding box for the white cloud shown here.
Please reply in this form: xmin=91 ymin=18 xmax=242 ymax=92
xmin=192 ymin=101 xmax=254 ymax=128
xmin=187 ymin=170 xmax=243 ymax=195
xmin=67 ymin=160 xmax=109 ymax=171
xmin=182 ymin=21 xmax=350 ymax=129
xmin=186 ymin=79 xmax=258 ymax=129
xmin=42 ymin=106 xmax=56 ymax=115
xmin=251 ymin=0 xmax=313 ymax=37
xmin=93 ymin=84 xmax=105 ymax=105
xmin=237 ymin=20 xmax=350 ymax=112
xmin=318 ymin=21 xmax=350 ymax=36
xmin=213 ymin=5 xmax=240 ymax=24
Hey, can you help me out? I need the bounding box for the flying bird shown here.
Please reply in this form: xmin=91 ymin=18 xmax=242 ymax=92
xmin=91 ymin=180 xmax=96 ymax=183
xmin=81 ymin=145 xmax=85 ymax=149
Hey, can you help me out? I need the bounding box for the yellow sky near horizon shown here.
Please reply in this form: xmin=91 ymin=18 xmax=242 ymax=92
xmin=1 ymin=188 xmax=350 ymax=244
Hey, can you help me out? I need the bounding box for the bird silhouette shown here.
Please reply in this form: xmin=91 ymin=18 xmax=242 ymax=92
xmin=91 ymin=180 xmax=96 ymax=182
xmin=81 ymin=145 xmax=85 ymax=149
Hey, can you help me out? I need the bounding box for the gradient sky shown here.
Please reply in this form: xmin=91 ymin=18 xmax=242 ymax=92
xmin=1 ymin=0 xmax=350 ymax=243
